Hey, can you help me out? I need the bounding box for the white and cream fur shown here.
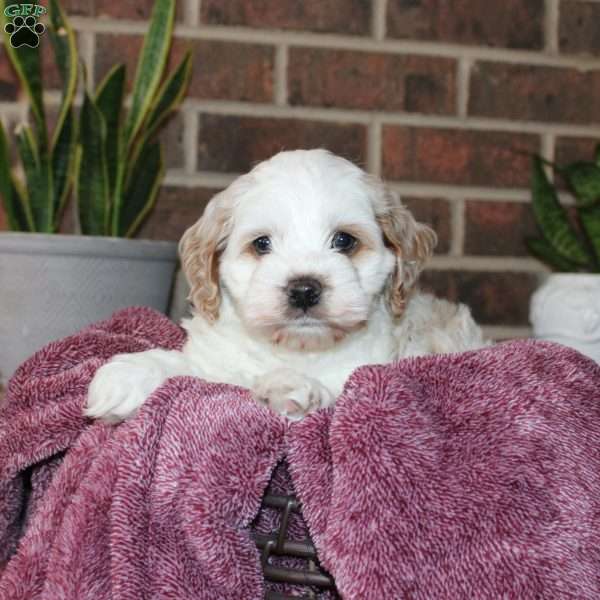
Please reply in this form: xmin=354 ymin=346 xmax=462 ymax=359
xmin=85 ymin=149 xmax=487 ymax=422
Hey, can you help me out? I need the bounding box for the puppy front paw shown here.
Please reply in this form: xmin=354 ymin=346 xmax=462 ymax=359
xmin=85 ymin=353 xmax=165 ymax=423
xmin=252 ymin=368 xmax=335 ymax=420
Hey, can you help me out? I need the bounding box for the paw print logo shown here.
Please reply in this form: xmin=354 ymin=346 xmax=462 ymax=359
xmin=4 ymin=15 xmax=45 ymax=48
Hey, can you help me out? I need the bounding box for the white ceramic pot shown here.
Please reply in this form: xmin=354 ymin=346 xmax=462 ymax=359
xmin=0 ymin=233 xmax=178 ymax=385
xmin=530 ymin=273 xmax=600 ymax=363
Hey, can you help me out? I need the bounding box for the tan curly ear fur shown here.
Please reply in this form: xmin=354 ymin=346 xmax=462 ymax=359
xmin=375 ymin=187 xmax=437 ymax=318
xmin=178 ymin=191 xmax=234 ymax=322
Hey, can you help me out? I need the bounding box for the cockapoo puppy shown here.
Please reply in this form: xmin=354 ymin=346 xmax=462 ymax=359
xmin=86 ymin=149 xmax=487 ymax=422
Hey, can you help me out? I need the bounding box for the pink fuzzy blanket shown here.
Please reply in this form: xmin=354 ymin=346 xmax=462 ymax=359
xmin=1 ymin=307 xmax=600 ymax=599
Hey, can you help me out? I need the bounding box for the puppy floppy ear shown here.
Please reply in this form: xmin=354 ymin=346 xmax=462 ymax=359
xmin=375 ymin=185 xmax=437 ymax=317
xmin=179 ymin=190 xmax=234 ymax=322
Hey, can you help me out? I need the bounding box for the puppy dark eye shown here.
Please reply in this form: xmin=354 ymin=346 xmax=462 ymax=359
xmin=252 ymin=236 xmax=272 ymax=255
xmin=331 ymin=231 xmax=357 ymax=253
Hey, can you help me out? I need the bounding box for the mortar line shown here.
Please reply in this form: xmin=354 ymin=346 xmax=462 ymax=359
xmin=274 ymin=44 xmax=289 ymax=106
xmin=80 ymin=29 xmax=95 ymax=86
xmin=68 ymin=18 xmax=600 ymax=70
xmin=185 ymin=0 xmax=200 ymax=26
xmin=541 ymin=132 xmax=555 ymax=163
xmin=540 ymin=132 xmax=555 ymax=181
xmin=17 ymin=100 xmax=28 ymax=122
xmin=162 ymin=171 xmax=573 ymax=203
xmin=0 ymin=103 xmax=27 ymax=118
xmin=35 ymin=95 xmax=447 ymax=145
xmin=175 ymin=99 xmax=600 ymax=137
xmin=545 ymin=0 xmax=560 ymax=54
xmin=367 ymin=119 xmax=382 ymax=176
xmin=165 ymin=170 xmax=237 ymax=188
xmin=428 ymin=255 xmax=548 ymax=273
xmin=482 ymin=325 xmax=533 ymax=340
xmin=385 ymin=182 xmax=532 ymax=202
xmin=449 ymin=198 xmax=465 ymax=257
xmin=183 ymin=107 xmax=198 ymax=174
xmin=372 ymin=0 xmax=387 ymax=41
xmin=457 ymin=57 xmax=472 ymax=119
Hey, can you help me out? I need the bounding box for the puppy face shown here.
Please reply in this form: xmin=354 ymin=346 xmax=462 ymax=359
xmin=180 ymin=150 xmax=436 ymax=351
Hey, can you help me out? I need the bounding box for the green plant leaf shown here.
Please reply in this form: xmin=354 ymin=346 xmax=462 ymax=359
xmin=525 ymin=237 xmax=578 ymax=272
xmin=17 ymin=124 xmax=39 ymax=170
xmin=76 ymin=91 xmax=110 ymax=235
xmin=0 ymin=121 xmax=32 ymax=230
xmin=95 ymin=64 xmax=126 ymax=196
xmin=144 ymin=50 xmax=192 ymax=139
xmin=595 ymin=143 xmax=600 ymax=168
xmin=119 ymin=140 xmax=163 ymax=238
xmin=579 ymin=203 xmax=600 ymax=270
xmin=1 ymin=0 xmax=46 ymax=144
xmin=123 ymin=50 xmax=191 ymax=194
xmin=530 ymin=156 xmax=592 ymax=268
xmin=51 ymin=106 xmax=75 ymax=225
xmin=16 ymin=124 xmax=53 ymax=232
xmin=124 ymin=0 xmax=176 ymax=147
xmin=48 ymin=0 xmax=77 ymax=151
xmin=561 ymin=161 xmax=600 ymax=208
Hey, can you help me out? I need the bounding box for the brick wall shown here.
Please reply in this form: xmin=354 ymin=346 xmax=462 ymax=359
xmin=2 ymin=0 xmax=600 ymax=339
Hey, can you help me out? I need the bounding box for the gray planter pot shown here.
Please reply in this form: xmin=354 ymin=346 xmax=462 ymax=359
xmin=0 ymin=233 xmax=178 ymax=385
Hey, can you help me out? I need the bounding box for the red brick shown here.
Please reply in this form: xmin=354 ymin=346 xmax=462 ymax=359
xmin=382 ymin=126 xmax=538 ymax=187
xmin=1 ymin=30 xmax=66 ymax=97
xmin=197 ymin=115 xmax=367 ymax=173
xmin=0 ymin=201 xmax=7 ymax=230
xmin=419 ymin=270 xmax=539 ymax=326
xmin=60 ymin=0 xmax=184 ymax=21
xmin=546 ymin=138 xmax=599 ymax=192
xmin=559 ymin=1 xmax=600 ymax=56
xmin=57 ymin=198 xmax=77 ymax=234
xmin=469 ymin=61 xmax=600 ymax=124
xmin=464 ymin=201 xmax=538 ymax=257
xmin=139 ymin=187 xmax=220 ymax=241
xmin=554 ymin=137 xmax=598 ymax=167
xmin=159 ymin=113 xmax=185 ymax=170
xmin=0 ymin=52 xmax=19 ymax=101
xmin=61 ymin=0 xmax=151 ymax=18
xmin=402 ymin=197 xmax=451 ymax=254
xmin=201 ymin=0 xmax=371 ymax=35
xmin=2 ymin=116 xmax=25 ymax=168
xmin=186 ymin=40 xmax=274 ymax=103
xmin=288 ymin=48 xmax=456 ymax=114
xmin=1 ymin=21 xmax=80 ymax=93
xmin=94 ymin=35 xmax=146 ymax=90
xmin=387 ymin=0 xmax=544 ymax=49
xmin=95 ymin=36 xmax=274 ymax=102
xmin=48 ymin=98 xmax=182 ymax=170
xmin=40 ymin=30 xmax=77 ymax=91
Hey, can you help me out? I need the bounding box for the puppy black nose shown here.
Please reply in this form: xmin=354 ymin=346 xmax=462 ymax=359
xmin=286 ymin=277 xmax=322 ymax=310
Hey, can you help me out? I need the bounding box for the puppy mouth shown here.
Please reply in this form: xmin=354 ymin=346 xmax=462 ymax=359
xmin=283 ymin=301 xmax=368 ymax=331
xmin=287 ymin=315 xmax=326 ymax=329
xmin=261 ymin=308 xmax=369 ymax=350
xmin=270 ymin=319 xmax=347 ymax=349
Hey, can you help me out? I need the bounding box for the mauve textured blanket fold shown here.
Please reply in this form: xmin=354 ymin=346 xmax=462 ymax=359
xmin=1 ymin=307 xmax=600 ymax=599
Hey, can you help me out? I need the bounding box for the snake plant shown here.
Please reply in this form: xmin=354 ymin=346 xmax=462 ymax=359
xmin=76 ymin=0 xmax=191 ymax=237
xmin=0 ymin=0 xmax=192 ymax=237
xmin=527 ymin=150 xmax=600 ymax=272
xmin=0 ymin=0 xmax=77 ymax=233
